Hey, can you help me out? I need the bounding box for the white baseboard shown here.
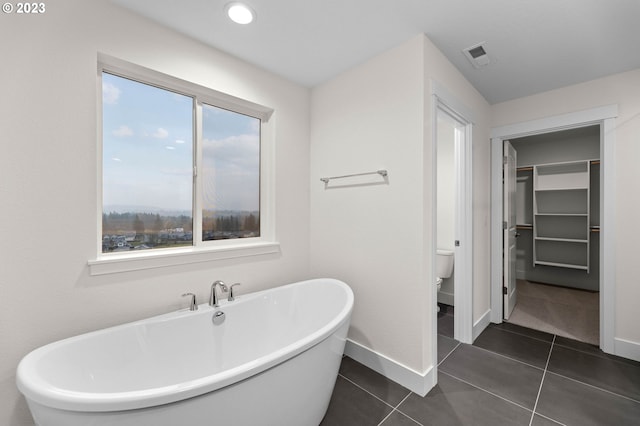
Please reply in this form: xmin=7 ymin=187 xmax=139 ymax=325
xmin=614 ymin=337 xmax=640 ymax=362
xmin=473 ymin=309 xmax=491 ymax=341
xmin=343 ymin=339 xmax=435 ymax=397
xmin=437 ymin=291 xmax=454 ymax=306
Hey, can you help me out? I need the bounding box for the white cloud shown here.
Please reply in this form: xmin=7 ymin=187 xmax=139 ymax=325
xmin=112 ymin=125 xmax=133 ymax=137
xmin=152 ymin=128 xmax=169 ymax=139
xmin=102 ymin=82 xmax=121 ymax=105
xmin=202 ymin=134 xmax=260 ymax=175
xmin=202 ymin=134 xmax=259 ymax=160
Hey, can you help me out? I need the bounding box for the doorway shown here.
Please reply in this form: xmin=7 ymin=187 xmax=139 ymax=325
xmin=432 ymin=81 xmax=474 ymax=347
xmin=504 ymin=126 xmax=601 ymax=345
xmin=436 ymin=109 xmax=459 ymax=311
xmin=490 ymin=105 xmax=617 ymax=353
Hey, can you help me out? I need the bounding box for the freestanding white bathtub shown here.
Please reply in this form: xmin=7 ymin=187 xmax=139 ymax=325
xmin=17 ymin=278 xmax=353 ymax=426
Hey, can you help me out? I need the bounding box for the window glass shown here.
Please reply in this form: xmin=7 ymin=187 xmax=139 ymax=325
xmin=101 ymin=72 xmax=194 ymax=252
xmin=202 ymin=104 xmax=260 ymax=241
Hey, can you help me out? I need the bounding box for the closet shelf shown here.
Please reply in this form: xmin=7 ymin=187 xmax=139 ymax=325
xmin=534 ymin=187 xmax=588 ymax=192
xmin=535 ymin=213 xmax=588 ymax=217
xmin=535 ymin=237 xmax=588 ymax=243
xmin=534 ymin=261 xmax=589 ymax=271
xmin=533 ymin=160 xmax=590 ymax=273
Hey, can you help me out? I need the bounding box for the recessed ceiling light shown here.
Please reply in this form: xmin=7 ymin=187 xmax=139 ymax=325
xmin=226 ymin=2 xmax=255 ymax=25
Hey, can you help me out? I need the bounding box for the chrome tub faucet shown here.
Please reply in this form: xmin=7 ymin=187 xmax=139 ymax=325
xmin=210 ymin=280 xmax=228 ymax=307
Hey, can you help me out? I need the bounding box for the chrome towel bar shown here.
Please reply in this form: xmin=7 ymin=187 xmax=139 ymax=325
xmin=320 ymin=169 xmax=388 ymax=184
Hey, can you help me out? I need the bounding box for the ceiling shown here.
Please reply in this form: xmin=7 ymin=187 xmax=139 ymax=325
xmin=111 ymin=0 xmax=640 ymax=104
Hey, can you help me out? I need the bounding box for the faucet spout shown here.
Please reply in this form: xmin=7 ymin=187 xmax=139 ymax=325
xmin=210 ymin=280 xmax=228 ymax=307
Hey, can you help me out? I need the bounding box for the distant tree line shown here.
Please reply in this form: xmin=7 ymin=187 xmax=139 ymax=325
xmin=102 ymin=212 xmax=192 ymax=234
xmin=203 ymin=213 xmax=259 ymax=233
xmin=103 ymin=211 xmax=259 ymax=235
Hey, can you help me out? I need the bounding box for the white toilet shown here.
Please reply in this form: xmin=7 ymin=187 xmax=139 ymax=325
xmin=436 ymin=249 xmax=454 ymax=312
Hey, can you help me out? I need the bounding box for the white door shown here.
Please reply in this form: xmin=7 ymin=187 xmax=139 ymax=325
xmin=503 ymin=141 xmax=517 ymax=319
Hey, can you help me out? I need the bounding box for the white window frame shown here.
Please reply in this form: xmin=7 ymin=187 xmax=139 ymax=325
xmin=89 ymin=53 xmax=278 ymax=275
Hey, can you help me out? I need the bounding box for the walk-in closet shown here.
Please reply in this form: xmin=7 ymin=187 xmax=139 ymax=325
xmin=508 ymin=125 xmax=600 ymax=345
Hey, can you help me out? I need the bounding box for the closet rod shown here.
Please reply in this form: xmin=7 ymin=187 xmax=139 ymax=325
xmin=320 ymin=169 xmax=387 ymax=184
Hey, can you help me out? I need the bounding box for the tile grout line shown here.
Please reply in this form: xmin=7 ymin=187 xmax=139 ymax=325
xmin=439 ymin=370 xmax=534 ymax=414
xmin=375 ymin=405 xmax=397 ymax=425
xmin=535 ymin=412 xmax=568 ymax=425
xmin=469 ymin=341 xmax=547 ymax=372
xmin=437 ymin=340 xmax=461 ymax=366
xmin=544 ymin=370 xmax=640 ymax=405
xmin=553 ymin=342 xmax=640 ymax=367
xmin=387 ymin=411 xmax=424 ymax=426
xmin=552 ymin=344 xmax=610 ymax=360
xmin=377 ymin=392 xmax=423 ymax=426
xmin=492 ymin=323 xmax=555 ymax=345
xmin=529 ymin=334 xmax=556 ymax=426
xmin=337 ymin=373 xmax=404 ymax=410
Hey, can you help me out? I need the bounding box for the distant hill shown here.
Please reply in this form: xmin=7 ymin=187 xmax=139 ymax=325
xmin=104 ymin=205 xmax=191 ymax=216
xmin=104 ymin=205 xmax=258 ymax=218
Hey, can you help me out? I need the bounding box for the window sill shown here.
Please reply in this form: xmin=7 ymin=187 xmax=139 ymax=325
xmin=88 ymin=241 xmax=280 ymax=276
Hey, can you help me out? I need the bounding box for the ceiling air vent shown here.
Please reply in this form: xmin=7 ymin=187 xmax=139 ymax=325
xmin=463 ymin=42 xmax=491 ymax=68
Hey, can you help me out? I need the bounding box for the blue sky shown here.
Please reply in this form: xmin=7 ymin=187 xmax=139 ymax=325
xmin=102 ymin=73 xmax=260 ymax=214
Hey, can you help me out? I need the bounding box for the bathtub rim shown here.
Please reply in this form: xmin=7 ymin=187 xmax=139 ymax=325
xmin=16 ymin=278 xmax=353 ymax=412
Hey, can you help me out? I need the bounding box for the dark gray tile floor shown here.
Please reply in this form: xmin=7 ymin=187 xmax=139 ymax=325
xmin=321 ymin=304 xmax=640 ymax=425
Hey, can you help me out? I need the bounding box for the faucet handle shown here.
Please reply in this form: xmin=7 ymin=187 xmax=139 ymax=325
xmin=229 ymin=283 xmax=241 ymax=301
xmin=182 ymin=293 xmax=198 ymax=311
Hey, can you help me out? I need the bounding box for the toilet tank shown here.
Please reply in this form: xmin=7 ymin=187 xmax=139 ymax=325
xmin=436 ymin=249 xmax=455 ymax=278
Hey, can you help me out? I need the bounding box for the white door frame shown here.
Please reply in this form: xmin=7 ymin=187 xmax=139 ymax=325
xmin=490 ymin=105 xmax=617 ymax=353
xmin=431 ymin=80 xmax=474 ymax=346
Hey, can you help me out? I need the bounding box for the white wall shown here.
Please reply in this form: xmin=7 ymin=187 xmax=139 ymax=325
xmin=310 ymin=34 xmax=491 ymax=379
xmin=310 ymin=35 xmax=428 ymax=372
xmin=0 ymin=2 xmax=310 ymax=425
xmin=491 ymin=69 xmax=640 ymax=353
